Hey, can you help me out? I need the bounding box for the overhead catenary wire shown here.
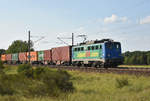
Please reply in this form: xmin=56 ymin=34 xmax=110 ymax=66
xmin=34 ymin=36 xmax=45 ymax=43
xmin=57 ymin=37 xmax=69 ymax=46
xmin=56 ymin=33 xmax=74 ymax=46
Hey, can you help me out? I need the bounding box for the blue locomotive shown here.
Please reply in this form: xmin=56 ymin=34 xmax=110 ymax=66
xmin=72 ymin=39 xmax=123 ymax=67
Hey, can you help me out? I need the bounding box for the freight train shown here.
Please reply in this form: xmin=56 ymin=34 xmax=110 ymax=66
xmin=1 ymin=39 xmax=123 ymax=67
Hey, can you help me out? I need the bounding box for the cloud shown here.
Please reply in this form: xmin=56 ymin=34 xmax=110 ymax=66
xmin=139 ymin=16 xmax=150 ymax=24
xmin=76 ymin=27 xmax=85 ymax=32
xmin=103 ymin=14 xmax=128 ymax=24
xmin=75 ymin=27 xmax=87 ymax=35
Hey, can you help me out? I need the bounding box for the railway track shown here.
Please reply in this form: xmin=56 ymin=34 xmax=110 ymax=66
xmin=46 ymin=65 xmax=150 ymax=76
xmin=6 ymin=64 xmax=150 ymax=76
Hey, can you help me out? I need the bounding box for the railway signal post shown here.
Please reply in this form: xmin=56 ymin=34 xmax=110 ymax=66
xmin=28 ymin=30 xmax=31 ymax=63
xmin=72 ymin=33 xmax=74 ymax=46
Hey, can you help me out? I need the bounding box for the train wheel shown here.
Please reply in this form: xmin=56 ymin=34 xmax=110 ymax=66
xmin=81 ymin=63 xmax=85 ymax=67
xmin=100 ymin=63 xmax=107 ymax=68
xmin=92 ymin=62 xmax=98 ymax=68
xmin=84 ymin=64 xmax=89 ymax=67
xmin=111 ymin=64 xmax=118 ymax=68
xmin=77 ymin=62 xmax=82 ymax=67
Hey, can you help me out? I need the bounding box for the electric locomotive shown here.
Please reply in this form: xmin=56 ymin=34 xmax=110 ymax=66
xmin=72 ymin=39 xmax=123 ymax=67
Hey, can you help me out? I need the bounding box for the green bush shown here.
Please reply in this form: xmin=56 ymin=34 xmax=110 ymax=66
xmin=17 ymin=64 xmax=33 ymax=78
xmin=33 ymin=67 xmax=45 ymax=79
xmin=0 ymin=74 xmax=29 ymax=95
xmin=0 ymin=74 xmax=14 ymax=95
xmin=17 ymin=64 xmax=32 ymax=73
xmin=32 ymin=68 xmax=74 ymax=96
xmin=40 ymin=70 xmax=74 ymax=94
xmin=55 ymin=70 xmax=74 ymax=92
xmin=115 ymin=77 xmax=130 ymax=88
xmin=0 ymin=66 xmax=74 ymax=97
xmin=0 ymin=61 xmax=4 ymax=70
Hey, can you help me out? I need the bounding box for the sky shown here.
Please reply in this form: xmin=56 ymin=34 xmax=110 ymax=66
xmin=0 ymin=0 xmax=150 ymax=52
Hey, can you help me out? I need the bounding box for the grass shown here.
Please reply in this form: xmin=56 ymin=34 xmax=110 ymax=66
xmin=66 ymin=72 xmax=150 ymax=101
xmin=1 ymin=65 xmax=150 ymax=101
xmin=119 ymin=65 xmax=150 ymax=68
xmin=3 ymin=65 xmax=18 ymax=74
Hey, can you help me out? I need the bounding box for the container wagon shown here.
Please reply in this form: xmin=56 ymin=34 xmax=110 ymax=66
xmin=12 ymin=53 xmax=19 ymax=64
xmin=38 ymin=51 xmax=44 ymax=64
xmin=1 ymin=54 xmax=6 ymax=63
xmin=44 ymin=49 xmax=52 ymax=65
xmin=6 ymin=54 xmax=12 ymax=64
xmin=19 ymin=52 xmax=27 ymax=64
xmin=52 ymin=46 xmax=72 ymax=65
xmin=27 ymin=51 xmax=38 ymax=64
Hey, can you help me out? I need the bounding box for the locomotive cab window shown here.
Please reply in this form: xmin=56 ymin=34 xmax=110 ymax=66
xmin=74 ymin=48 xmax=77 ymax=51
xmin=116 ymin=44 xmax=119 ymax=49
xmin=100 ymin=45 xmax=102 ymax=49
xmin=106 ymin=43 xmax=112 ymax=49
xmin=92 ymin=46 xmax=94 ymax=50
xmin=88 ymin=46 xmax=90 ymax=50
xmin=115 ymin=43 xmax=121 ymax=49
xmin=81 ymin=47 xmax=84 ymax=51
xmin=95 ymin=46 xmax=98 ymax=50
xmin=78 ymin=48 xmax=81 ymax=51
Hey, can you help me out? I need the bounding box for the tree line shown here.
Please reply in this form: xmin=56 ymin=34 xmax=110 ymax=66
xmin=0 ymin=40 xmax=34 ymax=56
xmin=123 ymin=51 xmax=150 ymax=65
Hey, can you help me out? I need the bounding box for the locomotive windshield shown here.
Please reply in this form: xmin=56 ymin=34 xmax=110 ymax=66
xmin=106 ymin=42 xmax=121 ymax=49
xmin=114 ymin=42 xmax=121 ymax=49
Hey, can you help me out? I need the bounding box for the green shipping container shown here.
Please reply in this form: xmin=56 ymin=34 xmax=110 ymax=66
xmin=12 ymin=53 xmax=19 ymax=61
xmin=38 ymin=51 xmax=44 ymax=61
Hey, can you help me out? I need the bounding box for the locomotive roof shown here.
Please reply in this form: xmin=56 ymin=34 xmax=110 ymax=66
xmin=77 ymin=39 xmax=115 ymax=46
